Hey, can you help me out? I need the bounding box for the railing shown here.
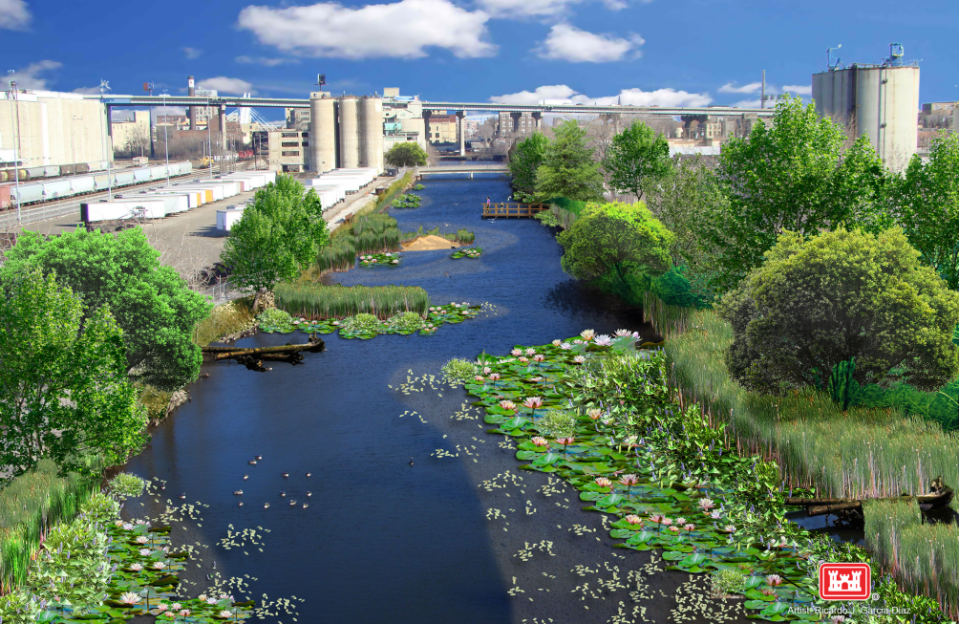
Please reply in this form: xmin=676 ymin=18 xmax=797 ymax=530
xmin=481 ymin=202 xmax=548 ymax=218
xmin=421 ymin=164 xmax=509 ymax=172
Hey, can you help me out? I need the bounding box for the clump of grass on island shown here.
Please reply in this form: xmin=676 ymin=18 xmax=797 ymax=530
xmin=273 ymin=283 xmax=429 ymax=320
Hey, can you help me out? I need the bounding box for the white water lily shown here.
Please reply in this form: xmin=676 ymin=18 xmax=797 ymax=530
xmin=122 ymin=523 xmax=134 ymax=531
xmin=119 ymin=592 xmax=142 ymax=605
xmin=560 ymin=342 xmax=572 ymax=350
xmin=593 ymin=334 xmax=613 ymax=347
xmin=580 ymin=329 xmax=595 ymax=341
xmin=139 ymin=548 xmax=151 ymax=556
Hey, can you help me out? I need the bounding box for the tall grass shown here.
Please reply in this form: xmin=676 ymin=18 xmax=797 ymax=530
xmin=316 ymin=237 xmax=359 ymax=273
xmin=273 ymin=283 xmax=429 ymax=319
xmin=0 ymin=458 xmax=102 ymax=594
xmin=362 ymin=171 xmax=415 ymax=216
xmin=191 ymin=295 xmax=256 ymax=347
xmin=455 ymin=229 xmax=475 ymax=245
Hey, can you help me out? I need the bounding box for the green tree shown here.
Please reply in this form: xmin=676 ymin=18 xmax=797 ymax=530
xmin=509 ymin=132 xmax=549 ymax=200
xmin=709 ymin=95 xmax=892 ymax=293
xmin=0 ymin=267 xmax=147 ymax=478
xmin=557 ymin=201 xmax=675 ymax=302
xmin=892 ymin=132 xmax=959 ymax=289
xmin=2 ymin=229 xmax=214 ymax=392
xmin=221 ymin=174 xmax=329 ymax=311
xmin=602 ymin=120 xmax=673 ymax=201
xmin=718 ymin=227 xmax=959 ymax=397
xmin=385 ymin=142 xmax=429 ymax=168
xmin=535 ymin=120 xmax=605 ymax=202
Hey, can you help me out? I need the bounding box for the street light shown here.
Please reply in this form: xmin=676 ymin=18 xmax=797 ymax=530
xmin=99 ymin=79 xmax=113 ymax=199
xmin=7 ymin=75 xmax=22 ymax=228
xmin=160 ymin=91 xmax=171 ymax=185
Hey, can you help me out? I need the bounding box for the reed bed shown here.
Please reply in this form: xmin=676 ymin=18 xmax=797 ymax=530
xmin=0 ymin=458 xmax=102 ymax=594
xmin=455 ymin=229 xmax=475 ymax=244
xmin=363 ymin=171 xmax=416 ymax=215
xmin=316 ymin=237 xmax=359 ymax=273
xmin=273 ymin=283 xmax=429 ymax=320
xmin=191 ymin=295 xmax=256 ymax=347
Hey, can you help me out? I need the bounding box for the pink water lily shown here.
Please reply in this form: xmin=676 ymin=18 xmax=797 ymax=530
xmin=625 ymin=515 xmax=643 ymax=525
xmin=560 ymin=342 xmax=572 ymax=350
xmin=650 ymin=515 xmax=665 ymax=531
xmin=156 ymin=604 xmax=168 ymax=612
xmin=499 ymin=400 xmax=516 ymax=411
xmin=683 ymin=523 xmax=696 ymax=532
xmin=488 ymin=373 xmax=501 ymax=382
xmin=533 ymin=354 xmax=546 ymax=363
xmin=675 ymin=517 xmax=687 ymax=525
xmin=587 ymin=409 xmax=602 ymax=420
xmin=474 ymin=376 xmax=485 ymax=382
xmin=119 ymin=592 xmax=142 ymax=605
xmin=219 ymin=610 xmax=233 ymax=618
xmin=531 ymin=436 xmax=550 ymax=448
xmin=130 ymin=563 xmax=143 ymax=571
xmin=518 ymin=356 xmax=528 ymax=363
xmin=552 ymin=339 xmax=561 ymax=346
xmin=614 ymin=329 xmax=632 ymax=337
xmin=482 ymin=367 xmax=492 ymax=375
xmin=580 ymin=329 xmax=595 ymax=341
xmin=619 ymin=474 xmax=639 ymax=497
xmin=573 ymin=355 xmax=586 ymax=364
xmin=179 ymin=610 xmax=191 ymax=617
xmin=152 ymin=561 xmax=166 ymax=570
xmin=525 ymin=348 xmax=536 ymax=356
xmin=523 ymin=396 xmax=544 ymax=417
xmin=766 ymin=574 xmax=783 ymax=587
xmin=698 ymin=498 xmax=715 ymax=512
xmin=661 ymin=517 xmax=673 ymax=526
xmin=139 ymin=548 xmax=151 ymax=556
xmin=556 ymin=437 xmax=574 ymax=455
xmin=595 ymin=477 xmax=612 ymax=489
xmin=593 ymin=335 xmax=613 ymax=346
xmin=668 ymin=526 xmax=680 ymax=533
xmin=511 ymin=349 xmax=522 ymax=356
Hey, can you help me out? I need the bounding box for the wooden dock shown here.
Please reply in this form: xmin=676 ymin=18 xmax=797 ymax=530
xmin=482 ymin=203 xmax=549 ymax=218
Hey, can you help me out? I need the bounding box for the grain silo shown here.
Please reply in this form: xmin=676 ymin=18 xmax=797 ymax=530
xmin=812 ymin=43 xmax=919 ymax=172
xmin=359 ymin=97 xmax=385 ymax=173
xmin=309 ymin=93 xmax=337 ymax=173
xmin=338 ymin=96 xmax=360 ymax=169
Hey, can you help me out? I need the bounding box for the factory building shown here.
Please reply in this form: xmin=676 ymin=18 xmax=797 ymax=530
xmin=110 ymin=111 xmax=151 ymax=158
xmin=252 ymin=129 xmax=311 ymax=172
xmin=425 ymin=114 xmax=458 ymax=143
xmin=383 ymin=89 xmax=427 ymax=153
xmin=306 ymin=93 xmax=384 ymax=174
xmin=812 ymin=44 xmax=920 ymax=172
xmin=0 ymin=89 xmax=111 ymax=170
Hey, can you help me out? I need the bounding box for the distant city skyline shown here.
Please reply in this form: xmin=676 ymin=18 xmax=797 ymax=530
xmin=3 ymin=0 xmax=956 ymax=112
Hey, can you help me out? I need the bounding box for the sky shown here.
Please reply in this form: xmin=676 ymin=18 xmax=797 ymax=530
xmin=3 ymin=0 xmax=958 ymax=119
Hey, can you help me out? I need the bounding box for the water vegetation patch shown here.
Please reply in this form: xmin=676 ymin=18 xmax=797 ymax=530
xmin=451 ymin=247 xmax=482 ymax=259
xmin=392 ymin=193 xmax=422 ymax=208
xmin=258 ymin=302 xmax=480 ymax=339
xmin=359 ymin=252 xmax=401 ymax=266
xmin=274 ymin=283 xmax=429 ymax=319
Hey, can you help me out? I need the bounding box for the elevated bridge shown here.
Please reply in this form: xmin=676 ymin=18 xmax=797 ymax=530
xmin=417 ymin=164 xmax=509 ymax=179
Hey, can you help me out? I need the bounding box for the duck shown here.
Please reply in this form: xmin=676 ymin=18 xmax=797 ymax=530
xmin=306 ymin=492 xmax=312 ymax=497
xmin=305 ymin=472 xmax=312 ymax=478
xmin=179 ymin=494 xmax=186 ymax=500
xmin=281 ymin=472 xmax=289 ymax=478
xmin=279 ymin=491 xmax=286 ymax=497
xmin=302 ymin=503 xmax=309 ymax=509
xmin=248 ymin=460 xmax=257 ymax=465
xmin=290 ymin=500 xmax=297 ymax=506
xmin=264 ymin=503 xmax=270 ymax=509
xmin=233 ymin=490 xmax=243 ymax=495
xmin=243 ymin=475 xmax=249 ymax=480
xmin=238 ymin=502 xmax=243 ymax=507
xmin=255 ymin=455 xmax=262 ymax=460
xmin=410 ymin=458 xmax=414 ymax=466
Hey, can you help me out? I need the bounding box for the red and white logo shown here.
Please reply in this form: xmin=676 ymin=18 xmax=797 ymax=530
xmin=818 ymin=563 xmax=871 ymax=600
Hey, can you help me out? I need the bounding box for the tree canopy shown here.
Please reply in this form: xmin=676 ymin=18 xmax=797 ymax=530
xmin=892 ymin=132 xmax=959 ymax=290
xmin=220 ymin=174 xmax=329 ymax=307
xmin=709 ymin=95 xmax=892 ymax=293
xmin=385 ymin=142 xmax=429 ymax=168
xmin=718 ymin=227 xmax=959 ymax=397
xmin=2 ymin=228 xmax=213 ymax=392
xmin=509 ymin=132 xmax=549 ymax=201
xmin=0 ymin=267 xmax=147 ymax=478
xmin=602 ymin=120 xmax=673 ymax=201
xmin=535 ymin=120 xmax=605 ymax=203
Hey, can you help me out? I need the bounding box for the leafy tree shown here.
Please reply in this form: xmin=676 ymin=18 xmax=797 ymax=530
xmin=385 ymin=142 xmax=429 ymax=168
xmin=892 ymin=132 xmax=959 ymax=289
xmin=709 ymin=95 xmax=893 ymax=293
xmin=602 ymin=120 xmax=673 ymax=201
xmin=509 ymin=132 xmax=549 ymax=200
xmin=557 ymin=201 xmax=674 ymax=302
xmin=535 ymin=120 xmax=605 ymax=203
xmin=220 ymin=174 xmax=329 ymax=311
xmin=2 ymin=229 xmax=214 ymax=392
xmin=0 ymin=267 xmax=147 ymax=478
xmin=718 ymin=227 xmax=959 ymax=397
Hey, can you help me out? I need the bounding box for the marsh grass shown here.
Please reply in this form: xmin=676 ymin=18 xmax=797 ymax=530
xmin=274 ymin=283 xmax=429 ymax=319
xmin=137 ymin=383 xmax=173 ymax=422
xmin=0 ymin=458 xmax=101 ymax=594
xmin=191 ymin=295 xmax=256 ymax=347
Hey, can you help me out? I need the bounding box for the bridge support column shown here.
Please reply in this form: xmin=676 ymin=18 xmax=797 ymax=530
xmin=470 ymin=172 xmax=473 ymax=179
xmin=456 ymin=111 xmax=466 ymax=156
xmin=531 ymin=111 xmax=543 ymax=131
xmin=422 ymin=110 xmax=432 ymax=151
xmin=510 ymin=112 xmax=523 ymax=138
xmin=218 ymin=105 xmax=227 ymax=175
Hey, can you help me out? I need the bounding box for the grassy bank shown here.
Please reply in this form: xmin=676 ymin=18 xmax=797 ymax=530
xmin=274 ymin=283 xmax=429 ymax=320
xmin=658 ymin=297 xmax=959 ymax=617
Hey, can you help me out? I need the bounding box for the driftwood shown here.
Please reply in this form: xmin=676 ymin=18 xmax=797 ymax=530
xmin=785 ymin=476 xmax=953 ymax=517
xmin=201 ymin=336 xmax=325 ymax=371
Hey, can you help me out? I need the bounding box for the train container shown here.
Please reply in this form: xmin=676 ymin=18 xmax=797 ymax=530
xmin=134 ymin=192 xmax=190 ymax=214
xmin=13 ymin=184 xmax=43 ymax=204
xmin=76 ymin=163 xmax=90 ymax=174
xmin=140 ymin=188 xmax=200 ymax=209
xmin=115 ymin=171 xmax=135 ymax=186
xmin=26 ymin=167 xmax=45 ymax=179
xmin=60 ymin=164 xmax=76 ymax=176
xmin=42 ymin=180 xmax=72 ymax=199
xmin=0 ymin=184 xmax=10 ymax=210
xmin=217 ymin=206 xmax=247 ymax=231
xmin=149 ymin=166 xmax=167 ymax=181
xmin=43 ymin=166 xmax=60 ymax=178
xmin=172 ymin=185 xmax=217 ymax=203
xmin=70 ymin=176 xmax=95 ymax=194
xmin=87 ymin=162 xmax=107 ymax=173
xmin=82 ymin=199 xmax=167 ymax=221
xmin=93 ymin=174 xmax=110 ymax=190
xmin=134 ymin=168 xmax=152 ymax=183
xmin=179 ymin=162 xmax=193 ymax=175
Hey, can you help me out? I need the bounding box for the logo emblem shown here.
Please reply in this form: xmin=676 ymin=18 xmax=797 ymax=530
xmin=819 ymin=563 xmax=871 ymax=600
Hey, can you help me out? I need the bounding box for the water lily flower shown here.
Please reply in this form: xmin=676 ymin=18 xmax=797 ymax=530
xmin=594 ymin=335 xmax=613 ymax=346
xmin=580 ymin=329 xmax=595 ymax=341
xmin=533 ymin=354 xmax=545 ymax=363
xmin=683 ymin=523 xmax=695 ymax=532
xmin=511 ymin=349 xmax=522 ymax=356
xmin=625 ymin=515 xmax=643 ymax=525
xmin=139 ymin=548 xmax=151 ymax=556
xmin=122 ymin=523 xmax=134 ymax=531
xmin=650 ymin=515 xmax=665 ymax=531
xmin=206 ymin=597 xmax=218 ymax=605
xmin=830 ymin=617 xmax=846 ymax=624
xmin=119 ymin=592 xmax=142 ymax=605
xmin=552 ymin=339 xmax=562 ymax=346
xmin=136 ymin=535 xmax=149 ymax=544
xmin=675 ymin=517 xmax=687 ymax=525
xmin=587 ymin=409 xmax=602 ymax=421
xmin=474 ymin=376 xmax=485 ymax=382
xmin=172 ymin=603 xmax=182 ymax=610
xmin=114 ymin=520 xmax=124 ymax=527
xmin=618 ymin=474 xmax=639 ymax=496
xmin=162 ymin=613 xmax=176 ymax=619
xmin=130 ymin=563 xmax=143 ymax=571
xmin=530 ymin=377 xmax=543 ymax=382
xmin=219 ymin=610 xmax=233 ymax=618
xmin=531 ymin=436 xmax=550 ymax=448
xmin=668 ymin=526 xmax=680 ymax=533
xmin=661 ymin=517 xmax=673 ymax=526
xmin=760 ymin=588 xmax=777 ymax=597
xmin=595 ymin=477 xmax=612 ymax=489
xmin=391 ymin=260 xmax=399 ymax=264
xmin=179 ymin=610 xmax=191 ymax=617
xmin=525 ymin=348 xmax=536 ymax=356
xmin=710 ymin=511 xmax=722 ymax=520
xmin=157 ymin=603 xmax=168 ymax=612
xmin=482 ymin=367 xmax=492 ymax=375
xmin=152 ymin=561 xmax=166 ymax=570
xmin=199 ymin=595 xmax=208 ymax=602
xmin=488 ymin=373 xmax=501 ymax=382
xmin=499 ymin=400 xmax=516 ymax=411
xmin=766 ymin=574 xmax=783 ymax=587
xmin=573 ymin=339 xmax=584 ymax=344
xmin=724 ymin=525 xmax=736 ymax=533
xmin=556 ymin=437 xmax=574 ymax=455
xmin=518 ymin=356 xmax=529 ymax=363
xmin=614 ymin=329 xmax=632 ymax=337
xmin=698 ymin=498 xmax=715 ymax=512
xmin=522 ymin=397 xmax=544 ymax=409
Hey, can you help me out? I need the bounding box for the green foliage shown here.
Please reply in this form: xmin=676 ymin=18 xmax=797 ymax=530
xmin=534 ymin=210 xmax=559 ymax=227
xmin=191 ymin=296 xmax=256 ymax=348
xmin=0 ymin=590 xmax=44 ymax=624
xmin=535 ymin=121 xmax=605 ymax=202
xmin=533 ymin=409 xmax=577 ymax=438
xmin=442 ymin=358 xmax=479 ymax=385
xmin=710 ymin=95 xmax=893 ymax=292
xmin=385 ymin=142 xmax=428 ymax=168
xmin=27 ymin=515 xmax=113 ymax=610
xmin=813 ymin=357 xmax=862 ymax=411
xmin=220 ymin=174 xmax=330 ymax=296
xmin=557 ymin=202 xmax=675 ymax=302
xmin=79 ymin=491 xmax=121 ymax=525
xmin=2 ymin=227 xmax=213 ymax=392
xmin=413 ymin=184 xmax=425 ymax=190
xmin=358 ymin=252 xmax=401 ymax=266
xmin=450 ymin=247 xmax=482 ymax=259
xmin=274 ymin=283 xmax=429 ymax=319
xmin=455 ymin=229 xmax=475 ymax=245
xmin=893 ymin=131 xmax=959 ymax=289
xmin=602 ymin=120 xmax=673 ymax=200
xmin=315 ymin=237 xmax=359 ymax=273
xmin=387 ymin=311 xmax=425 ymax=333
xmin=372 ymin=171 xmax=416 ymax=213
xmin=340 ymin=313 xmax=382 ymax=335
xmin=509 ymin=132 xmax=549 ymax=197
xmin=712 ymin=568 xmax=748 ymax=597
xmin=718 ymin=227 xmax=959 ymax=396
xmin=391 ymin=193 xmax=422 ymax=208
xmin=106 ymin=472 xmax=146 ymax=501
xmin=256 ymin=307 xmax=294 ymax=331
xmin=0 ymin=267 xmax=147 ymax=479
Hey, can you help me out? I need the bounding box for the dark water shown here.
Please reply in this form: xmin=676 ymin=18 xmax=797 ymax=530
xmin=124 ymin=176 xmax=657 ymax=624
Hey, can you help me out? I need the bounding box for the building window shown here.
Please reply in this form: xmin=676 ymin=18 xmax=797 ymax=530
xmin=282 ymin=151 xmax=300 ymax=157
xmin=301 ymin=132 xmax=309 ymax=138
xmin=281 ymin=142 xmax=299 ymax=147
xmin=282 ymin=132 xmax=298 ymax=138
xmin=302 ymin=142 xmax=309 ymax=147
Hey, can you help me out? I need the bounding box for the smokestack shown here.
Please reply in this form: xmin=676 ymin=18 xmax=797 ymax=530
xmin=188 ymin=76 xmax=196 ymax=130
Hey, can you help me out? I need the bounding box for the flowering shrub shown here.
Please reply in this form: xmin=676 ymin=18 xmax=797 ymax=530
xmin=442 ymin=358 xmax=479 ymax=385
xmin=0 ymin=591 xmax=44 ymax=624
xmin=27 ymin=516 xmax=113 ymax=612
xmin=256 ymin=307 xmax=294 ymax=332
xmin=107 ymin=472 xmax=146 ymax=501
xmin=80 ymin=490 xmax=122 ymax=524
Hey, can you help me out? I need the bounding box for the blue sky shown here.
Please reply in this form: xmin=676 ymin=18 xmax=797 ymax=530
xmin=3 ymin=0 xmax=957 ymax=117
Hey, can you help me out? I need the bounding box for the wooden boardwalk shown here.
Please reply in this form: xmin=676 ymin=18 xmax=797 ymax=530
xmin=481 ymin=202 xmax=548 ymax=218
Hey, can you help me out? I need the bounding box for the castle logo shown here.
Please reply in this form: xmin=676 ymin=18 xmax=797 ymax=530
xmin=819 ymin=563 xmax=871 ymax=600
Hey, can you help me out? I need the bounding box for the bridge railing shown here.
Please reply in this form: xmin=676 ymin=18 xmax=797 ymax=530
xmin=482 ymin=203 xmax=548 ymax=218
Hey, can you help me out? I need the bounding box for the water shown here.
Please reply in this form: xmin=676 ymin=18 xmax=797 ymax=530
xmin=123 ymin=176 xmax=657 ymax=623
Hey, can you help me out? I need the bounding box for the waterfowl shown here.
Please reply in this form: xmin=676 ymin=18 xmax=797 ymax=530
xmin=306 ymin=492 xmax=312 ymax=497
xmin=281 ymin=473 xmax=289 ymax=478
xmin=243 ymin=475 xmax=249 ymax=480
xmin=179 ymin=494 xmax=186 ymax=500
xmin=238 ymin=502 xmax=243 ymax=507
xmin=264 ymin=503 xmax=270 ymax=509
xmin=305 ymin=473 xmax=311 ymax=478
xmin=410 ymin=458 xmax=415 ymax=466
xmin=280 ymin=492 xmax=286 ymax=497
xmin=233 ymin=490 xmax=243 ymax=495
xmin=255 ymin=455 xmax=262 ymax=460
xmin=303 ymin=503 xmax=309 ymax=509
xmin=290 ymin=500 xmax=296 ymax=506
xmin=248 ymin=460 xmax=257 ymax=465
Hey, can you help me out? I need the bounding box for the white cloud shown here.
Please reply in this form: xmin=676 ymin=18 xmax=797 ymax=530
xmin=475 ymin=0 xmax=644 ymax=18
xmin=72 ymin=86 xmax=105 ymax=95
xmin=236 ymin=55 xmax=300 ymax=66
xmin=155 ymin=105 xmax=187 ymax=117
xmin=0 ymin=0 xmax=30 ymax=30
xmin=719 ymin=82 xmax=762 ymax=94
xmin=197 ymin=76 xmax=255 ymax=94
xmin=491 ymin=84 xmax=712 ymax=107
xmin=183 ymin=47 xmax=203 ymax=59
xmin=237 ymin=0 xmax=496 ymax=59
xmin=782 ymin=84 xmax=812 ymax=95
xmin=731 ymin=98 xmax=762 ymax=108
xmin=537 ymin=24 xmax=643 ymax=63
xmin=6 ymin=60 xmax=61 ymax=89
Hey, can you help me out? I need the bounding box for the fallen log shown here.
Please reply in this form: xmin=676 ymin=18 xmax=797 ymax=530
xmin=203 ymin=336 xmax=325 ymax=370
xmin=785 ymin=476 xmax=953 ymax=517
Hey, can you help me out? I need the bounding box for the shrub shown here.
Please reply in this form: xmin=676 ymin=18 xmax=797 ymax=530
xmin=387 ymin=311 xmax=425 ymax=333
xmin=316 ymin=237 xmax=357 ymax=273
xmin=455 ymin=229 xmax=475 ymax=244
xmin=535 ymin=210 xmax=559 ymax=227
xmin=192 ymin=296 xmax=256 ymax=347
xmin=79 ymin=491 xmax=121 ymax=525
xmin=106 ymin=472 xmax=145 ymax=501
xmin=27 ymin=516 xmax=112 ymax=611
xmin=534 ymin=409 xmax=577 ymax=438
xmin=340 ymin=313 xmax=382 ymax=334
xmin=256 ymin=307 xmax=294 ymax=330
xmin=712 ymin=568 xmax=748 ymax=597
xmin=442 ymin=358 xmax=479 ymax=384
xmin=0 ymin=591 xmax=44 ymax=624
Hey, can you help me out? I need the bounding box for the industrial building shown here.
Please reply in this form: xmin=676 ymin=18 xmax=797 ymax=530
xmin=382 ymin=88 xmax=427 ymax=153
xmin=812 ymin=43 xmax=920 ymax=172
xmin=251 ymin=129 xmax=310 ymax=172
xmin=306 ymin=92 xmax=384 ymax=174
xmin=111 ymin=111 xmax=151 ymax=158
xmin=424 ymin=114 xmax=458 ymax=143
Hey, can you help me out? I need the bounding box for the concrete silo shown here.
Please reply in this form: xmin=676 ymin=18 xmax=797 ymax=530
xmin=338 ymin=96 xmax=360 ymax=169
xmin=812 ymin=44 xmax=919 ymax=172
xmin=359 ymin=97 xmax=385 ymax=173
xmin=309 ymin=93 xmax=337 ymax=173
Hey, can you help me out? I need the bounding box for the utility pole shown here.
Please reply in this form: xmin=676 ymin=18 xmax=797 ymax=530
xmin=761 ymin=70 xmax=765 ymax=110
xmin=160 ymin=92 xmax=171 ymax=185
xmin=100 ymin=79 xmax=113 ymax=199
xmin=8 ymin=78 xmax=22 ymax=228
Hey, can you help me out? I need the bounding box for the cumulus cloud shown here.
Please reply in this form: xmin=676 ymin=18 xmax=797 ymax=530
xmin=537 ymin=24 xmax=643 ymax=62
xmin=0 ymin=0 xmax=30 ymax=29
xmin=197 ymin=76 xmax=255 ymax=94
xmin=236 ymin=55 xmax=300 ymax=66
xmin=6 ymin=60 xmax=61 ymax=90
xmin=72 ymin=86 xmax=105 ymax=95
xmin=491 ymin=84 xmax=712 ymax=107
xmin=475 ymin=0 xmax=643 ymax=18
xmin=237 ymin=0 xmax=496 ymax=59
xmin=719 ymin=82 xmax=762 ymax=94
xmin=183 ymin=47 xmax=203 ymax=59
xmin=730 ymin=98 xmax=762 ymax=108
xmin=782 ymin=84 xmax=812 ymax=95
